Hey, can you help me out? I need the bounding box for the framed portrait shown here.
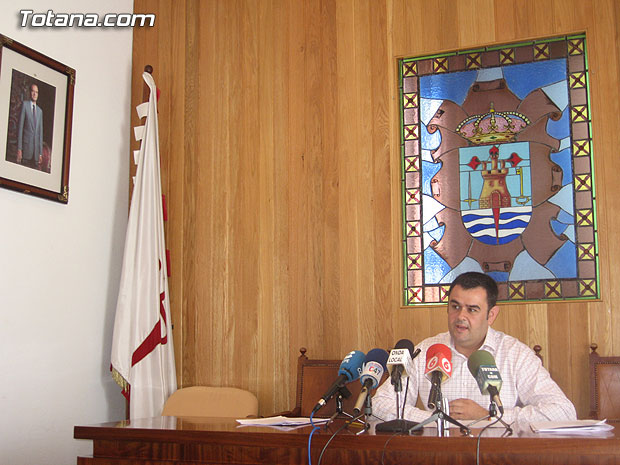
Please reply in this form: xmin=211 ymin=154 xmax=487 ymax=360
xmin=0 ymin=34 xmax=75 ymax=203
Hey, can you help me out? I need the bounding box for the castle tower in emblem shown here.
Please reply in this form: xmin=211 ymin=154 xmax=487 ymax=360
xmin=479 ymin=145 xmax=511 ymax=209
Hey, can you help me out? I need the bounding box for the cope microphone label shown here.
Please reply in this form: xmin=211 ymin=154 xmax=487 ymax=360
xmin=425 ymin=355 xmax=452 ymax=374
xmin=388 ymin=349 xmax=407 ymax=364
xmin=365 ymin=361 xmax=384 ymax=377
xmin=479 ymin=366 xmax=501 ymax=380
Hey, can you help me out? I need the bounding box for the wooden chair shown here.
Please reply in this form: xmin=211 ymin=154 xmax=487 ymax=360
xmin=280 ymin=348 xmax=379 ymax=418
xmin=589 ymin=343 xmax=620 ymax=420
xmin=162 ymin=386 xmax=258 ymax=418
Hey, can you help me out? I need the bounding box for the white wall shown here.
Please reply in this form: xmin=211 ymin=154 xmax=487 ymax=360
xmin=0 ymin=1 xmax=133 ymax=463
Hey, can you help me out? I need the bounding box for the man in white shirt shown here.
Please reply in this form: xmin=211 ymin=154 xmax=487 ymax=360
xmin=372 ymin=272 xmax=577 ymax=425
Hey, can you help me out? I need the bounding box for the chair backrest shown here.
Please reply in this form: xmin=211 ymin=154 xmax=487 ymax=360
xmin=283 ymin=347 xmax=387 ymax=418
xmin=162 ymin=386 xmax=258 ymax=418
xmin=589 ymin=343 xmax=620 ymax=420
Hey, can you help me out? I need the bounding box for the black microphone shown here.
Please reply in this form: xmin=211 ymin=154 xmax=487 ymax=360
xmin=387 ymin=339 xmax=416 ymax=390
xmin=352 ymin=348 xmax=389 ymax=415
xmin=312 ymin=350 xmax=365 ymax=413
xmin=375 ymin=339 xmax=421 ymax=434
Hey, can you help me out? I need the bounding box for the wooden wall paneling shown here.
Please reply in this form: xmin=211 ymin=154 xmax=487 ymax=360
xmin=287 ymin=0 xmax=310 ymax=379
xmin=588 ymin=0 xmax=620 ymax=356
xmin=162 ymin=0 xmax=188 ymax=388
xmin=271 ymin=0 xmax=293 ymax=414
xmin=335 ymin=0 xmax=361 ymax=353
xmin=353 ymin=1 xmax=377 ymax=349
xmin=546 ymin=303 xmax=573 ymax=405
xmin=570 ymin=302 xmax=591 ymax=418
xmin=526 ymin=303 xmax=549 ymax=365
xmin=320 ymin=0 xmax=342 ymax=364
xmin=256 ymin=0 xmax=279 ymax=418
xmin=456 ymin=0 xmax=495 ymax=48
xmin=181 ymin=0 xmax=199 ymax=388
xmin=369 ymin=0 xmax=394 ymax=348
xmin=129 ymin=0 xmax=620 ymax=418
xmin=304 ymin=0 xmax=328 ymax=358
xmin=239 ymin=0 xmax=261 ymax=391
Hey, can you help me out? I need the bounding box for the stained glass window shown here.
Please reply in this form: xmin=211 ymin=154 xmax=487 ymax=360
xmin=399 ymin=34 xmax=598 ymax=306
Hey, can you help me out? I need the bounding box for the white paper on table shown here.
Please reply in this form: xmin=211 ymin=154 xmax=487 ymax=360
xmin=236 ymin=416 xmax=330 ymax=428
xmin=530 ymin=419 xmax=614 ymax=433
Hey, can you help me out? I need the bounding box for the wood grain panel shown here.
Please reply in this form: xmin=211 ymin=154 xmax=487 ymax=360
xmin=131 ymin=0 xmax=620 ymax=419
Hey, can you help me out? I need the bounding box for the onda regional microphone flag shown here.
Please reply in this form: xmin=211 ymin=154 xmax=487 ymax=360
xmin=110 ymin=71 xmax=177 ymax=419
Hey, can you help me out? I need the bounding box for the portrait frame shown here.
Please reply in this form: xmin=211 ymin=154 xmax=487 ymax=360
xmin=0 ymin=34 xmax=75 ymax=204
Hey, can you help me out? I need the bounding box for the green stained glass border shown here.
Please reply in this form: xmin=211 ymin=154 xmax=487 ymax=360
xmin=399 ymin=34 xmax=599 ymax=306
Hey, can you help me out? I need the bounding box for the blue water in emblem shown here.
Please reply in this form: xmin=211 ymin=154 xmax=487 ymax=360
xmin=462 ymin=207 xmax=532 ymax=245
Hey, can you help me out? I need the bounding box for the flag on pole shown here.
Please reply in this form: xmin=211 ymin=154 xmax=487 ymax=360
xmin=111 ymin=71 xmax=177 ymax=419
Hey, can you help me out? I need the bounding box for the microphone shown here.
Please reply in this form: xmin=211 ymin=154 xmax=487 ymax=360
xmin=467 ymin=350 xmax=504 ymax=414
xmin=424 ymin=343 xmax=452 ymax=410
xmin=352 ymin=348 xmax=389 ymax=415
xmin=312 ymin=350 xmax=365 ymax=413
xmin=387 ymin=339 xmax=416 ymax=391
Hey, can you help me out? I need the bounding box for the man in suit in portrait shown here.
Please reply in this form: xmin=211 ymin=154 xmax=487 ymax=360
xmin=17 ymin=83 xmax=44 ymax=169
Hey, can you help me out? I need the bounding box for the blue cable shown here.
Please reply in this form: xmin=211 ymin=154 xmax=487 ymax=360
xmin=308 ymin=410 xmax=320 ymax=465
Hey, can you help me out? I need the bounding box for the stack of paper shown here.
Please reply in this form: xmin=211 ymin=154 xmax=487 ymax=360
xmin=530 ymin=419 xmax=614 ymax=434
xmin=236 ymin=416 xmax=330 ymax=431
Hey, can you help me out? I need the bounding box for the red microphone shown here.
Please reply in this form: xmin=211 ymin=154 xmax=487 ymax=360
xmin=424 ymin=343 xmax=452 ymax=409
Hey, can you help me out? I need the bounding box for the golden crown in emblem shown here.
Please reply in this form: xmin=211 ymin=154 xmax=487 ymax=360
xmin=456 ymin=102 xmax=530 ymax=145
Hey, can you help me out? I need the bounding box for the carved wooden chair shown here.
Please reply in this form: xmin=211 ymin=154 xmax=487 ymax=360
xmin=278 ymin=348 xmax=370 ymax=418
xmin=589 ymin=343 xmax=620 ymax=420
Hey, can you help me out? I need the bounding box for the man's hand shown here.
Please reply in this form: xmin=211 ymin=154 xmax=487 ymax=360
xmin=448 ymin=398 xmax=488 ymax=420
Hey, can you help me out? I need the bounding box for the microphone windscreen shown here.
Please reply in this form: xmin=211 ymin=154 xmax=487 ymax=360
xmin=365 ymin=348 xmax=390 ymax=370
xmin=338 ymin=350 xmax=365 ymax=382
xmin=424 ymin=343 xmax=453 ymax=380
xmin=468 ymin=349 xmax=502 ymax=395
xmin=394 ymin=338 xmax=415 ymax=357
xmin=467 ymin=349 xmax=495 ymax=376
xmin=360 ymin=348 xmax=389 ymax=388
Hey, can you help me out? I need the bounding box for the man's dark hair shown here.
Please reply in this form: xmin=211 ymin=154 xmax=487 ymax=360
xmin=448 ymin=272 xmax=498 ymax=311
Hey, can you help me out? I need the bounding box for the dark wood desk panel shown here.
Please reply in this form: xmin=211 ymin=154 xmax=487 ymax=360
xmin=74 ymin=417 xmax=620 ymax=465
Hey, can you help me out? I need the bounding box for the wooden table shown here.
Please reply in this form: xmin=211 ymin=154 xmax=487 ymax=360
xmin=74 ymin=416 xmax=620 ymax=465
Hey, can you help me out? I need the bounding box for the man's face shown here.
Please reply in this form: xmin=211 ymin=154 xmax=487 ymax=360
xmin=447 ymin=284 xmax=498 ymax=357
xmin=30 ymin=85 xmax=38 ymax=102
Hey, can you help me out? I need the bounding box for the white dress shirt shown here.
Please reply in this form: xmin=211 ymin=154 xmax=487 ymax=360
xmin=372 ymin=327 xmax=576 ymax=425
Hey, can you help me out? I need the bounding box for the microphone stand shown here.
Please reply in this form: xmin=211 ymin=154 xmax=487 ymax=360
xmin=325 ymin=387 xmax=365 ymax=429
xmin=408 ymin=390 xmax=471 ymax=436
xmin=375 ymin=378 xmax=420 ymax=433
xmin=488 ymin=401 xmax=512 ymax=433
xmin=467 ymin=402 xmax=512 ymax=431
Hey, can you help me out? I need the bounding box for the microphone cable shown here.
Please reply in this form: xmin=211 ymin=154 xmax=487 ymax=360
xmin=379 ymin=377 xmax=412 ymax=465
xmin=317 ymin=413 xmax=364 ymax=465
xmin=308 ymin=410 xmax=321 ymax=465
xmin=475 ymin=405 xmax=511 ymax=465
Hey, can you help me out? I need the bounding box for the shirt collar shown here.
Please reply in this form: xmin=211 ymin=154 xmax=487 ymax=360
xmin=447 ymin=326 xmax=499 ymax=359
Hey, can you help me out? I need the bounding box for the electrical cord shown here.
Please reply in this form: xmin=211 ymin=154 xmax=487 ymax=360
xmin=308 ymin=410 xmax=321 ymax=465
xmin=475 ymin=407 xmax=511 ymax=465
xmin=317 ymin=414 xmax=364 ymax=465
